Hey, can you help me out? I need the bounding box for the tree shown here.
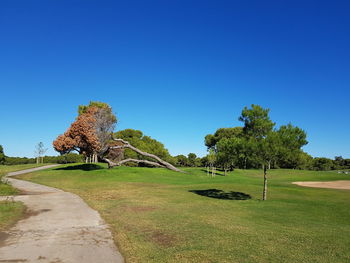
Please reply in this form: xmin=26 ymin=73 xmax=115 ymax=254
xmin=35 ymin=142 xmax=47 ymax=164
xmin=312 ymin=157 xmax=334 ymax=171
xmin=275 ymin=124 xmax=308 ymax=168
xmin=187 ymin=153 xmax=197 ymax=167
xmin=53 ymin=106 xmax=101 ymax=162
xmin=0 ymin=145 xmax=5 ymax=165
xmin=207 ymin=148 xmax=217 ymax=177
xmin=239 ymin=104 xmax=275 ymax=200
xmin=53 ymin=102 xmax=117 ymax=163
xmin=205 ymin=127 xmax=243 ymax=151
xmin=114 ymin=129 xmax=173 ymax=164
xmin=239 ymin=105 xmax=275 ymax=139
xmin=54 ymin=102 xmax=181 ymax=172
xmin=216 ymin=138 xmax=237 ymax=176
xmin=175 ymin=155 xmax=188 ymax=167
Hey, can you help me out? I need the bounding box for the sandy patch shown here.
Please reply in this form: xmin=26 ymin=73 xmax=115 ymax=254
xmin=292 ymin=180 xmax=350 ymax=190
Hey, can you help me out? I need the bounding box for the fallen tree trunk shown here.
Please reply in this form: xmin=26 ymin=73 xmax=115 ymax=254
xmin=106 ymin=138 xmax=183 ymax=172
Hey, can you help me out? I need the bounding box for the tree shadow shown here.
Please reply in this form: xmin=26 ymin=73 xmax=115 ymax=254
xmin=54 ymin=164 xmax=103 ymax=171
xmin=200 ymin=169 xmax=224 ymax=176
xmin=189 ymin=189 xmax=251 ymax=200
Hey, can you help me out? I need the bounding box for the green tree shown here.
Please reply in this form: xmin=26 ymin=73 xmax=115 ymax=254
xmin=239 ymin=104 xmax=275 ymax=200
xmin=312 ymin=157 xmax=334 ymax=171
xmin=187 ymin=153 xmax=197 ymax=167
xmin=205 ymin=127 xmax=243 ymax=150
xmin=175 ymin=155 xmax=188 ymax=167
xmin=114 ymin=129 xmax=173 ymax=165
xmin=275 ymin=124 xmax=308 ymax=168
xmin=239 ymin=104 xmax=275 ymax=139
xmin=216 ymin=138 xmax=240 ymax=176
xmin=0 ymin=145 xmax=5 ymax=165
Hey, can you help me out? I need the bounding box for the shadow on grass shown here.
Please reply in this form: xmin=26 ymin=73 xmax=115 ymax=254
xmin=54 ymin=164 xmax=103 ymax=171
xmin=189 ymin=189 xmax=251 ymax=200
xmin=200 ymin=169 xmax=224 ymax=176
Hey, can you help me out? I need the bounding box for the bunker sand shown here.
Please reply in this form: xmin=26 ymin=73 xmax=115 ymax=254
xmin=0 ymin=165 xmax=124 ymax=263
xmin=293 ymin=180 xmax=350 ymax=190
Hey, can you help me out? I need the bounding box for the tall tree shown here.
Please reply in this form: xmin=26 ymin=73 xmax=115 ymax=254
xmin=239 ymin=104 xmax=275 ymax=200
xmin=53 ymin=106 xmax=102 ymax=162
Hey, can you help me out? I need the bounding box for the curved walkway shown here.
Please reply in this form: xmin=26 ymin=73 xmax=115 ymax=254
xmin=0 ymin=165 xmax=124 ymax=263
xmin=293 ymin=180 xmax=350 ymax=190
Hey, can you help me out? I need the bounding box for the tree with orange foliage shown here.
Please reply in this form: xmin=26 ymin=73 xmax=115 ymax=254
xmin=53 ymin=101 xmax=182 ymax=171
xmin=53 ymin=102 xmax=116 ymax=163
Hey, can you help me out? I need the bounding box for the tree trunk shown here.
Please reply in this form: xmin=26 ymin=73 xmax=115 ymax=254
xmin=207 ymin=166 xmax=209 ymax=176
xmin=102 ymin=157 xmax=168 ymax=169
xmin=262 ymin=164 xmax=267 ymax=201
xmin=224 ymin=168 xmax=227 ymax=176
xmin=244 ymin=157 xmax=247 ymax=169
xmin=110 ymin=139 xmax=183 ymax=172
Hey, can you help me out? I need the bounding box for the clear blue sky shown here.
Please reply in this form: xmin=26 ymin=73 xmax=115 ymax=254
xmin=0 ymin=0 xmax=349 ymax=159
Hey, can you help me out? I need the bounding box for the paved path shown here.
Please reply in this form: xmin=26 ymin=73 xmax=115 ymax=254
xmin=293 ymin=180 xmax=350 ymax=190
xmin=0 ymin=165 xmax=124 ymax=263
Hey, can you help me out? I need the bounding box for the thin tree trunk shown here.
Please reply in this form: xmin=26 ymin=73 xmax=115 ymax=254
xmin=207 ymin=166 xmax=209 ymax=176
xmin=224 ymin=168 xmax=227 ymax=176
xmin=262 ymin=164 xmax=267 ymax=201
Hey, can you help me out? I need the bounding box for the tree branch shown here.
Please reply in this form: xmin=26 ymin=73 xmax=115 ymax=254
xmin=106 ymin=138 xmax=183 ymax=172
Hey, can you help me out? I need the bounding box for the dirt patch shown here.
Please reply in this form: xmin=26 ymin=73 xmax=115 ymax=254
xmin=149 ymin=230 xmax=176 ymax=247
xmin=0 ymin=232 xmax=10 ymax=247
xmin=121 ymin=205 xmax=156 ymax=212
xmin=123 ymin=224 xmax=177 ymax=247
xmin=19 ymin=190 xmax=52 ymax=196
xmin=21 ymin=209 xmax=51 ymax=220
xmin=293 ymin=180 xmax=350 ymax=190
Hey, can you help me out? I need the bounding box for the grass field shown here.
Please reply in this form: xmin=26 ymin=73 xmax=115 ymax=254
xmin=18 ymin=164 xmax=350 ymax=263
xmin=0 ymin=164 xmax=49 ymax=231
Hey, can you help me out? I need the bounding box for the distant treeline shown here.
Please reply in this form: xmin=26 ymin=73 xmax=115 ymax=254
xmin=1 ymin=131 xmax=349 ymax=171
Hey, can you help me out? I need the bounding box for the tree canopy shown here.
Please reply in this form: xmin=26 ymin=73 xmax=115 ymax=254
xmin=53 ymin=102 xmax=117 ymax=160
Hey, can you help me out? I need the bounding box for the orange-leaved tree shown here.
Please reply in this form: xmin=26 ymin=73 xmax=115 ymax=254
xmin=53 ymin=102 xmax=116 ymax=163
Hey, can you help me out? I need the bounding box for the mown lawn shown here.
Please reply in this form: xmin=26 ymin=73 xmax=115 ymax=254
xmin=0 ymin=164 xmax=48 ymax=231
xmin=18 ymin=164 xmax=350 ymax=263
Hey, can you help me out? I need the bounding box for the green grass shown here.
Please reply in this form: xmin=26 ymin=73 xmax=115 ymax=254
xmin=0 ymin=164 xmax=50 ymax=231
xmin=0 ymin=201 xmax=25 ymax=232
xmin=0 ymin=163 xmax=50 ymax=195
xmin=18 ymin=164 xmax=350 ymax=263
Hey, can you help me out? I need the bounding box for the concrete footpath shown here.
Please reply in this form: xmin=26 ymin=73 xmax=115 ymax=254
xmin=0 ymin=165 xmax=124 ymax=263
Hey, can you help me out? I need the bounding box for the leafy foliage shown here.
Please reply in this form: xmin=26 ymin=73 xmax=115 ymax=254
xmin=0 ymin=145 xmax=5 ymax=165
xmin=114 ymin=129 xmax=174 ymax=165
xmin=53 ymin=102 xmax=117 ymax=158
